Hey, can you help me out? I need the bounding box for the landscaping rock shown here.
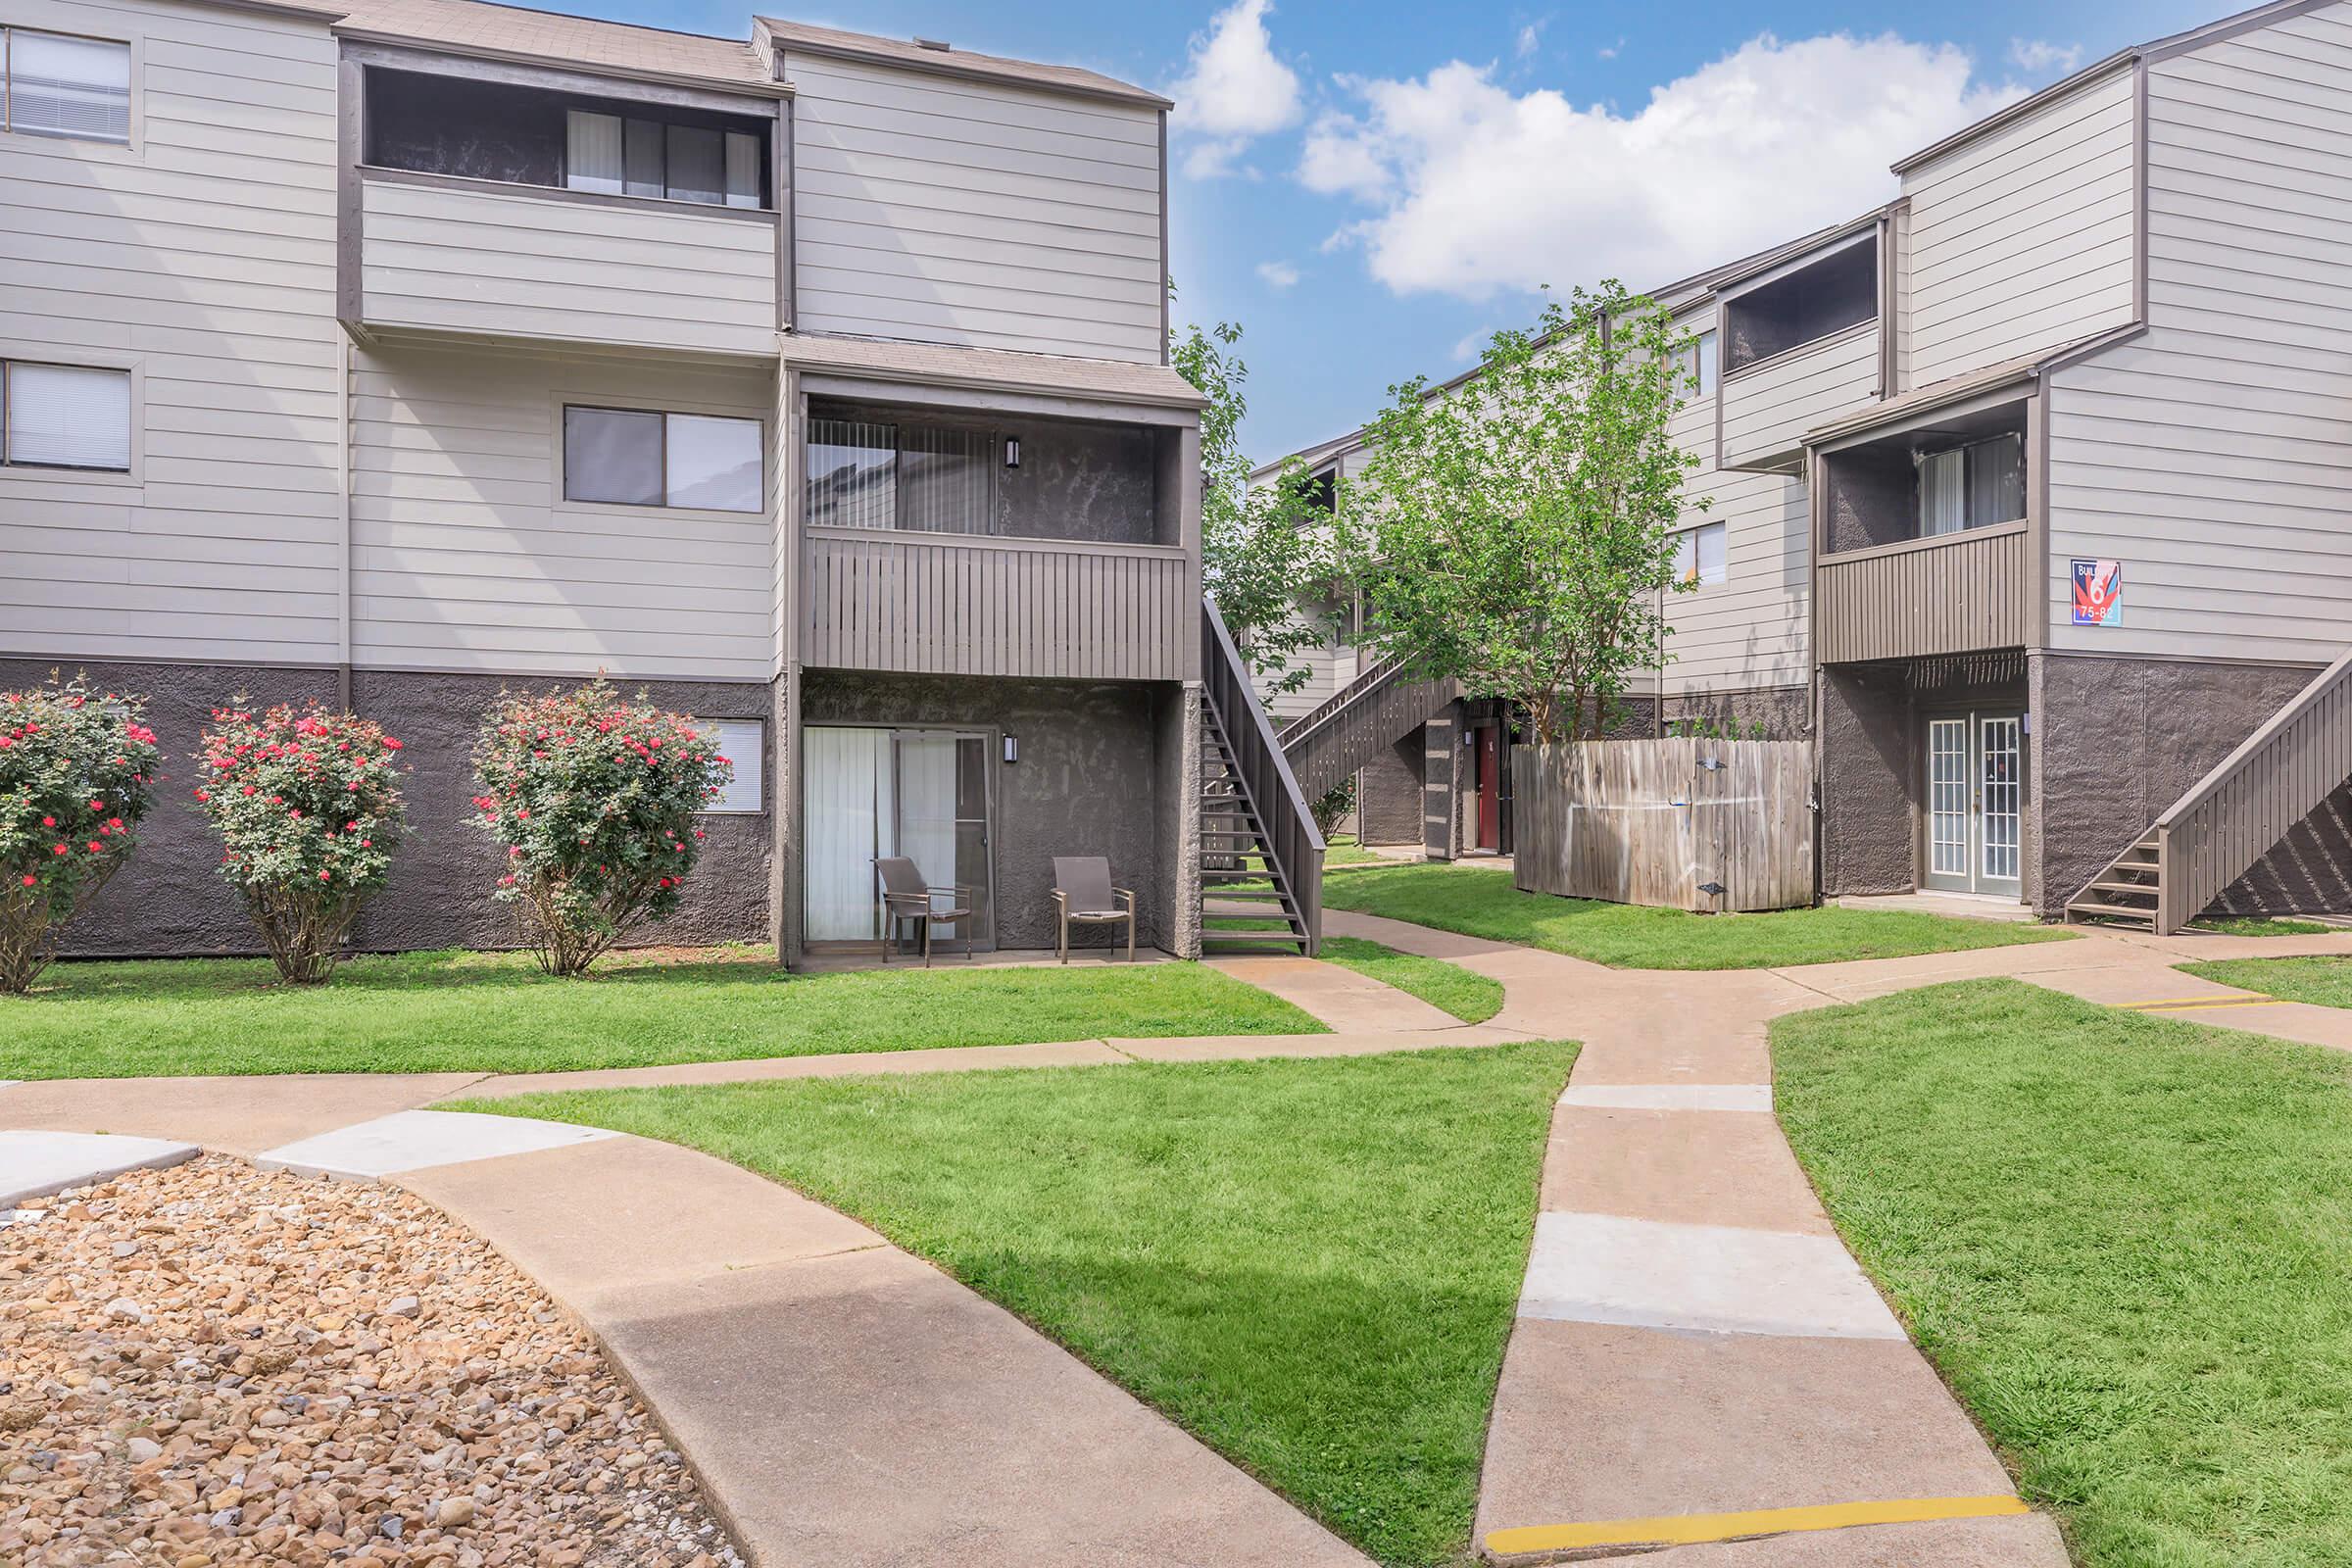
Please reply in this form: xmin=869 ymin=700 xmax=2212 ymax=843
xmin=0 ymin=1155 xmax=746 ymax=1568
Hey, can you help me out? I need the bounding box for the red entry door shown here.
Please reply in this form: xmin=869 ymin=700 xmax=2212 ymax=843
xmin=1476 ymin=726 xmax=1501 ymax=852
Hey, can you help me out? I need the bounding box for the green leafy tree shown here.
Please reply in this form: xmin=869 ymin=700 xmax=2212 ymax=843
xmin=1340 ymin=281 xmax=1708 ymax=742
xmin=0 ymin=675 xmax=161 ymax=994
xmin=1172 ymin=313 xmax=1336 ymax=699
xmin=194 ymin=702 xmax=409 ymax=984
xmin=471 ymin=678 xmax=734 ymax=976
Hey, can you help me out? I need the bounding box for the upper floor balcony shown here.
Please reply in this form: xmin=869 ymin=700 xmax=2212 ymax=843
xmin=1717 ymin=228 xmax=1883 ymax=473
xmin=341 ymin=49 xmax=785 ymax=358
xmin=799 ymin=391 xmax=1200 ymax=683
xmin=1813 ymin=390 xmax=2034 ymax=664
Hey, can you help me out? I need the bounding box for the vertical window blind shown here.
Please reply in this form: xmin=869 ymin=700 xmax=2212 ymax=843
xmin=4 ymin=28 xmax=131 ymax=143
xmin=3 ymin=362 xmax=131 ymax=471
xmin=565 ymin=109 xmax=762 ymax=208
xmin=807 ymin=419 xmax=995 ymax=535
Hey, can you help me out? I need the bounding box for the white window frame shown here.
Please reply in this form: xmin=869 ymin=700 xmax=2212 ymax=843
xmin=701 ymin=717 xmax=764 ymax=813
xmin=558 ymin=399 xmax=767 ymax=515
xmin=0 ymin=354 xmax=139 ymax=484
xmin=1676 ymin=329 xmax=1719 ymax=400
xmin=1 ymin=25 xmax=139 ymax=151
xmin=1671 ymin=520 xmax=1727 ymax=588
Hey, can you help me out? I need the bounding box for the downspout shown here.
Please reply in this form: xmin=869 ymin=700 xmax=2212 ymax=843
xmin=337 ymin=330 xmax=353 ymax=711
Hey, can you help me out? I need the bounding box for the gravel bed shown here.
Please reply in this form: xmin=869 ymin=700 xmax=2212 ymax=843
xmin=0 ymin=1154 xmax=746 ymax=1568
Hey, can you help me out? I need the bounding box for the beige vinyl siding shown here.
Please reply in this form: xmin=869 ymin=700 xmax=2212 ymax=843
xmin=1266 ymin=637 xmax=1361 ymax=723
xmin=1662 ymin=310 xmax=1811 ymax=694
xmin=349 ymin=342 xmax=777 ymax=679
xmin=1902 ymin=66 xmax=2138 ymax=387
xmin=0 ymin=0 xmax=343 ymax=665
xmin=2045 ymin=9 xmax=2352 ymax=664
xmin=783 ymin=51 xmax=1162 ymax=363
xmin=358 ymin=176 xmax=778 ymax=357
xmin=1717 ymin=321 xmax=1879 ymax=471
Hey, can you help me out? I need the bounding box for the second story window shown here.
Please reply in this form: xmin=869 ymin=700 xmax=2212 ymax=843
xmin=3 ymin=28 xmax=131 ymax=145
xmin=1672 ymin=520 xmax=1727 ymax=587
xmin=1917 ymin=435 xmax=2024 ymax=537
xmin=1674 ymin=330 xmax=1719 ymax=398
xmin=3 ymin=361 xmax=131 ymax=472
xmin=564 ymin=406 xmax=762 ymax=513
xmin=807 ymin=418 xmax=993 ymax=534
xmin=565 ymin=110 xmax=762 ymax=208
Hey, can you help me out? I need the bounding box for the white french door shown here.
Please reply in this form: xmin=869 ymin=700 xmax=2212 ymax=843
xmin=802 ymin=726 xmax=993 ymax=945
xmin=1922 ymin=711 xmax=2024 ymax=899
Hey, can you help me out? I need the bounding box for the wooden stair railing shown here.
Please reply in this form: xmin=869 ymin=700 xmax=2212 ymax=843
xmin=1278 ymin=656 xmax=1460 ymax=805
xmin=1201 ymin=599 xmax=1324 ymax=956
xmin=2068 ymin=644 xmax=2352 ymax=934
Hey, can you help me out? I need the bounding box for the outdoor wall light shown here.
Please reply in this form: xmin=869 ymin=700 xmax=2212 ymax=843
xmin=1003 ymin=735 xmax=1019 ymax=763
xmin=1004 ymin=436 xmax=1021 ymax=469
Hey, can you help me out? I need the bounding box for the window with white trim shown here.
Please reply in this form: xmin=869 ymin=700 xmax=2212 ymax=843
xmin=564 ymin=406 xmax=763 ymax=513
xmin=2 ymin=361 xmax=131 ymax=472
xmin=1675 ymin=330 xmax=1718 ymax=399
xmin=2 ymin=28 xmax=130 ymax=144
xmin=703 ymin=719 xmax=763 ymax=812
xmin=1671 ymin=520 xmax=1726 ymax=587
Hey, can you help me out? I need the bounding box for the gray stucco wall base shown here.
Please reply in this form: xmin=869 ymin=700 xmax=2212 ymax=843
xmin=2033 ymin=653 xmax=2343 ymax=918
xmin=1819 ymin=667 xmax=1918 ymax=897
xmin=1661 ymin=686 xmax=1812 ymax=740
xmin=1 ymin=658 xmax=775 ymax=959
xmin=800 ymin=670 xmax=1179 ymax=953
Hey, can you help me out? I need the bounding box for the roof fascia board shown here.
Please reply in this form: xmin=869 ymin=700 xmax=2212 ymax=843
xmin=797 ymin=371 xmax=1197 ymax=425
xmin=1712 ymin=223 xmax=1879 ymax=303
xmin=769 ymin=35 xmax=1170 ymax=109
xmin=1891 ymin=53 xmax=2134 ymax=175
xmin=336 ymin=31 xmax=790 ymax=103
xmin=1814 ymin=378 xmax=2035 ymax=455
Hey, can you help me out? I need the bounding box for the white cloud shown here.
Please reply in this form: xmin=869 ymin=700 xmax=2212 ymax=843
xmin=1257 ymin=259 xmax=1301 ymax=289
xmin=1450 ymin=328 xmax=1494 ymax=363
xmin=1515 ymin=24 xmax=1542 ymax=61
xmin=2008 ymin=37 xmax=2083 ymax=74
xmin=1169 ymin=0 xmax=1301 ymax=178
xmin=1298 ymin=32 xmax=2022 ymax=301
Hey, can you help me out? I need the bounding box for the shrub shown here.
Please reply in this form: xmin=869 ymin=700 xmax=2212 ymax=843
xmin=471 ymin=678 xmax=734 ymax=976
xmin=194 ymin=703 xmax=409 ymax=984
xmin=1312 ymin=775 xmax=1356 ymax=839
xmin=0 ymin=675 xmax=161 ymax=994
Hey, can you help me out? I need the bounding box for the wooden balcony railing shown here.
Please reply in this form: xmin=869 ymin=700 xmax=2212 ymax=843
xmin=804 ymin=528 xmax=1198 ymax=681
xmin=1815 ymin=521 xmax=2032 ymax=664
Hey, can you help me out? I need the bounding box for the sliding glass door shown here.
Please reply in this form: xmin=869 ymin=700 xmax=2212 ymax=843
xmin=803 ymin=726 xmax=992 ymax=946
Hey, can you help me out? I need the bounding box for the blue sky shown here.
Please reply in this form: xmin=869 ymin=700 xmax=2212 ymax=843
xmin=575 ymin=0 xmax=2213 ymax=460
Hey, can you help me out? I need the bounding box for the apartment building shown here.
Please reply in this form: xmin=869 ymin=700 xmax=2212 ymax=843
xmin=0 ymin=0 xmax=1229 ymax=962
xmin=1261 ymin=0 xmax=2352 ymax=927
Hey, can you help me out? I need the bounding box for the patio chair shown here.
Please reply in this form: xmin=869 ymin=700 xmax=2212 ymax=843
xmin=1052 ymin=857 xmax=1136 ymax=963
xmin=875 ymin=857 xmax=977 ymax=966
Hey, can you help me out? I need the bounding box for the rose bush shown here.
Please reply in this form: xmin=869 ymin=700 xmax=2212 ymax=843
xmin=0 ymin=676 xmax=161 ymax=994
xmin=194 ymin=703 xmax=408 ymax=984
xmin=471 ymin=678 xmax=733 ymax=976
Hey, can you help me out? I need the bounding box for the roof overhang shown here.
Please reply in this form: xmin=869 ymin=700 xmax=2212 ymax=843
xmin=782 ymin=332 xmax=1206 ymax=415
xmin=336 ymin=28 xmax=792 ymax=100
xmin=1806 ymin=323 xmax=2143 ymax=451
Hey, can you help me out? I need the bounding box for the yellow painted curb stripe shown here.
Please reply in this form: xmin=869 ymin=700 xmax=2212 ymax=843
xmin=1485 ymin=1494 xmax=2033 ymax=1555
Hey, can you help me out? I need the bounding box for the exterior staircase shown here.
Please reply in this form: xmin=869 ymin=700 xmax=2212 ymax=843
xmin=1279 ymin=656 xmax=1461 ymax=804
xmin=2068 ymin=645 xmax=2352 ymax=933
xmin=1200 ymin=600 xmax=1323 ymax=955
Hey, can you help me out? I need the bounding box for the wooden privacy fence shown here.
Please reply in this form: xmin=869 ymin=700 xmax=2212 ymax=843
xmin=1513 ymin=739 xmax=1815 ymax=912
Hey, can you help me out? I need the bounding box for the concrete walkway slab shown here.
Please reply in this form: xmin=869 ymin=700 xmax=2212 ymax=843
xmin=0 ymin=1072 xmax=482 ymax=1154
xmin=1520 ymin=1211 xmax=1906 ymax=1340
xmin=1605 ymin=1511 xmax=2068 ymax=1566
xmin=1541 ymin=1110 xmax=1835 ymax=1237
xmin=259 ymin=1108 xmax=618 ymax=1179
xmin=1477 ymin=1319 xmax=2026 ymax=1550
xmin=463 ymin=1038 xmax=1126 ymax=1100
xmin=0 ymin=1129 xmax=199 ymax=1206
xmin=401 ymin=1134 xmax=1373 ymax=1568
xmin=1207 ymin=953 xmax=1469 ymax=1033
xmin=1561 ymin=1083 xmax=1773 ymax=1111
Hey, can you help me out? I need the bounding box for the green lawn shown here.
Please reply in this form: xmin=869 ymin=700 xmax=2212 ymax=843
xmin=0 ymin=948 xmax=1323 ymax=1079
xmin=1318 ymin=863 xmax=2073 ymax=969
xmin=476 ymin=1042 xmax=1579 ymax=1566
xmin=2187 ymin=914 xmax=2343 ymax=937
xmin=1775 ymin=979 xmax=2352 ymax=1568
xmin=1325 ymin=832 xmax=1384 ymax=868
xmin=2181 ymin=954 xmax=2352 ymax=1007
xmin=1321 ymin=936 xmax=1503 ymax=1024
